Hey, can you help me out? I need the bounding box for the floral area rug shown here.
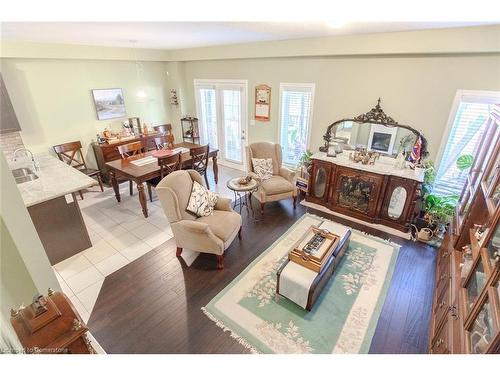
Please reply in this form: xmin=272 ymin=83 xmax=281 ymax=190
xmin=202 ymin=213 xmax=400 ymax=354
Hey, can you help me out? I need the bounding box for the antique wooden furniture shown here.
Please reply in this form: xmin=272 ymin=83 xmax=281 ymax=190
xmin=181 ymin=116 xmax=200 ymax=144
xmin=154 ymin=134 xmax=175 ymax=150
xmin=246 ymin=142 xmax=297 ymax=216
xmin=117 ymin=141 xmax=146 ymax=197
xmin=277 ymin=221 xmax=351 ymax=311
xmin=187 ymin=144 xmax=210 ymax=188
xmin=153 ymin=123 xmax=172 ymax=135
xmin=146 ymin=152 xmax=182 ymax=202
xmin=92 ymin=133 xmax=166 ymax=183
xmin=428 ymin=106 xmax=500 ymax=354
xmin=10 ymin=289 xmax=95 ymax=354
xmin=308 ymin=100 xmax=427 ymax=232
xmin=106 ymin=143 xmax=219 ymax=218
xmin=156 ymin=170 xmax=242 ymax=269
xmin=53 ymin=141 xmax=104 ymax=199
xmin=0 ymin=73 xmax=21 ymax=134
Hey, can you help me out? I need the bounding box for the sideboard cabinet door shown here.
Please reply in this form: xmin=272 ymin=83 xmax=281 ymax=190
xmin=379 ymin=176 xmax=419 ymax=230
xmin=307 ymin=160 xmax=333 ymax=204
xmin=330 ymin=166 xmax=384 ymax=218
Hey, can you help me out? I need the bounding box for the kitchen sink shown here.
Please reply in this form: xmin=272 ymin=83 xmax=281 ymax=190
xmin=11 ymin=167 xmax=39 ymax=184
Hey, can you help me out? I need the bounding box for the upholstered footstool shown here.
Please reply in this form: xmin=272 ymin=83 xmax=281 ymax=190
xmin=276 ymin=221 xmax=351 ymax=311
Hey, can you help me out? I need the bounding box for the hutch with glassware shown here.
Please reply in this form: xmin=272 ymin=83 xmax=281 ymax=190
xmin=428 ymin=105 xmax=500 ymax=354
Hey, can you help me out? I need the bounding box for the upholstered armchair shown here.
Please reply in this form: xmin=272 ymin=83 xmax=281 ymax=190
xmin=246 ymin=142 xmax=297 ymax=215
xmin=155 ymin=170 xmax=242 ymax=269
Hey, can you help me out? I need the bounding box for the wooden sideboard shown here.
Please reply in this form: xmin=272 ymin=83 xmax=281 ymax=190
xmin=92 ymin=134 xmax=160 ymax=183
xmin=306 ymin=154 xmax=422 ymax=232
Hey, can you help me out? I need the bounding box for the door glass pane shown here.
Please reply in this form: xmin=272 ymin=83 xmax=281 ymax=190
xmin=469 ymin=298 xmax=496 ymax=353
xmin=198 ymin=88 xmax=218 ymax=149
xmin=465 ymin=258 xmax=487 ymax=312
xmin=222 ymin=89 xmax=242 ymax=163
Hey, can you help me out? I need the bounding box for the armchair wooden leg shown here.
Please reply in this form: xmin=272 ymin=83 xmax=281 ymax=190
xmin=97 ymin=174 xmax=104 ymax=192
xmin=129 ymin=180 xmax=133 ymax=196
xmin=176 ymin=247 xmax=183 ymax=257
xmin=216 ymin=254 xmax=224 ymax=270
xmin=260 ymin=202 xmax=265 ymax=216
xmin=147 ymin=183 xmax=153 ymax=202
xmin=238 ymin=226 xmax=242 ymax=239
xmin=293 ymin=195 xmax=297 ymax=209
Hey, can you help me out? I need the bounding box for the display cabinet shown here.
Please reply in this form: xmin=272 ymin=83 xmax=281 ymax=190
xmin=181 ymin=116 xmax=200 ymax=144
xmin=429 ymin=105 xmax=500 ymax=354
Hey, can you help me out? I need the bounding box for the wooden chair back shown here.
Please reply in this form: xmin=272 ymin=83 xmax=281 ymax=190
xmin=53 ymin=141 xmax=87 ymax=170
xmin=154 ymin=134 xmax=175 ymax=150
xmin=153 ymin=124 xmax=172 ymax=135
xmin=158 ymin=152 xmax=182 ymax=179
xmin=117 ymin=141 xmax=145 ymax=159
xmin=189 ymin=144 xmax=209 ymax=174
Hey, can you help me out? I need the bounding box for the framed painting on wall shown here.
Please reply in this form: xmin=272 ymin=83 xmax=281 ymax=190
xmin=92 ymin=88 xmax=127 ymax=120
xmin=255 ymin=84 xmax=271 ymax=121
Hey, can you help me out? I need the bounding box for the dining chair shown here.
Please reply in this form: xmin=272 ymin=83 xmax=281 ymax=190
xmin=117 ymin=141 xmax=145 ymax=196
xmin=188 ymin=144 xmax=210 ymax=188
xmin=53 ymin=140 xmax=104 ymax=199
xmin=154 ymin=134 xmax=175 ymax=150
xmin=146 ymin=152 xmax=182 ymax=202
xmin=153 ymin=124 xmax=172 ymax=135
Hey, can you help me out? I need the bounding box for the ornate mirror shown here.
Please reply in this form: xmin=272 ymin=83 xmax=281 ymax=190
xmin=320 ymin=99 xmax=429 ymax=160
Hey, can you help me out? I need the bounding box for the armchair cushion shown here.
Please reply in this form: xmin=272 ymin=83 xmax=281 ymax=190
xmin=251 ymin=158 xmax=273 ymax=180
xmin=186 ymin=180 xmax=218 ymax=217
xmin=261 ymin=175 xmax=294 ymax=195
xmin=196 ymin=210 xmax=242 ymax=242
xmin=214 ymin=196 xmax=233 ymax=212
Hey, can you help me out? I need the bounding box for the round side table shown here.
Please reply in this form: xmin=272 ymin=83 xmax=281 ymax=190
xmin=226 ymin=177 xmax=259 ymax=218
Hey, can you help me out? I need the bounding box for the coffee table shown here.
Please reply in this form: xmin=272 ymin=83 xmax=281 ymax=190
xmin=226 ymin=177 xmax=259 ymax=218
xmin=276 ymin=221 xmax=351 ymax=311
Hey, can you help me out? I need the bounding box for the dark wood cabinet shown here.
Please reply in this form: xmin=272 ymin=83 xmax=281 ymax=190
xmin=306 ymin=158 xmax=421 ymax=232
xmin=0 ymin=73 xmax=21 ymax=134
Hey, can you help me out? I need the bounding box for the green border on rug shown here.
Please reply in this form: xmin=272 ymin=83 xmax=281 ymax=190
xmin=203 ymin=213 xmax=401 ymax=354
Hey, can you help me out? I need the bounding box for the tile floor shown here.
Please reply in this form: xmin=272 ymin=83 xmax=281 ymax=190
xmin=53 ymin=164 xmax=243 ymax=324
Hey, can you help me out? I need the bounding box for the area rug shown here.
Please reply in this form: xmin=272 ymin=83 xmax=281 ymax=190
xmin=202 ymin=213 xmax=400 ymax=354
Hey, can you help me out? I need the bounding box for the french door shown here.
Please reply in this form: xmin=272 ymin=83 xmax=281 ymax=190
xmin=194 ymin=80 xmax=248 ymax=170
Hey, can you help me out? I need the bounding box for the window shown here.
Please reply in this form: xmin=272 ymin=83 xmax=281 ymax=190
xmin=434 ymin=91 xmax=500 ymax=197
xmin=279 ymin=83 xmax=315 ymax=166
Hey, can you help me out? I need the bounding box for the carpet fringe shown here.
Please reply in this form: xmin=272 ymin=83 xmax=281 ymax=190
xmin=201 ymin=307 xmax=261 ymax=354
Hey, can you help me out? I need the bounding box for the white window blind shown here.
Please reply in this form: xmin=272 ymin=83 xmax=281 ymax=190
xmin=279 ymin=84 xmax=315 ymax=166
xmin=434 ymin=101 xmax=495 ymax=196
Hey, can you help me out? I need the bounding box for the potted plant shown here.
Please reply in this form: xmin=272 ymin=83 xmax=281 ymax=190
xmin=299 ymin=150 xmax=314 ymax=173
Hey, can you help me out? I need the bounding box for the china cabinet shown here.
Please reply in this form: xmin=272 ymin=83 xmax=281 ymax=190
xmin=181 ymin=116 xmax=200 ymax=144
xmin=428 ymin=105 xmax=500 ymax=354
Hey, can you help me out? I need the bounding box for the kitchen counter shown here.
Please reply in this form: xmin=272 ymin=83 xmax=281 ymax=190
xmin=10 ymin=154 xmax=97 ymax=207
xmin=311 ymin=151 xmax=424 ymax=182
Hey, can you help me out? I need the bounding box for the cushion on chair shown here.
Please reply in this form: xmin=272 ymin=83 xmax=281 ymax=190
xmin=186 ymin=180 xmax=218 ymax=217
xmin=251 ymin=158 xmax=273 ymax=180
xmin=260 ymin=175 xmax=294 ymax=195
xmin=196 ymin=210 xmax=242 ymax=242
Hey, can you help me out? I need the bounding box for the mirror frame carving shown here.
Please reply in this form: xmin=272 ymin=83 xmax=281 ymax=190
xmin=319 ymin=98 xmax=429 ymax=159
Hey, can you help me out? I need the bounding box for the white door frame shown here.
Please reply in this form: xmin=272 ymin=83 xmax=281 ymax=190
xmin=194 ymin=79 xmax=248 ymax=171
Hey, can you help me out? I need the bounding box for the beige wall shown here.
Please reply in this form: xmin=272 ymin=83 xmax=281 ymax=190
xmin=182 ymin=55 xmax=500 ymax=161
xmin=0 ymin=58 xmax=176 ymax=168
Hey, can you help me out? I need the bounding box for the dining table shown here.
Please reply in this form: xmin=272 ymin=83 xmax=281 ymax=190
xmin=105 ymin=142 xmax=219 ymax=218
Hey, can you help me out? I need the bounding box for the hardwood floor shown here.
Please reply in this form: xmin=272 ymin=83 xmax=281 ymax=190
xmin=88 ymin=171 xmax=437 ymax=354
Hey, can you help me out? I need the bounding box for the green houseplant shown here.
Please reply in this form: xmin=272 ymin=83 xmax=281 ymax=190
xmin=299 ymin=150 xmax=313 ymax=172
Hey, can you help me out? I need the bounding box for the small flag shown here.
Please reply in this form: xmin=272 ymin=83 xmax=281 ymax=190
xmin=410 ymin=135 xmax=422 ymax=163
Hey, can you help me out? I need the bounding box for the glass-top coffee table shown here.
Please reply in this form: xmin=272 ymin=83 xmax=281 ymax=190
xmin=226 ymin=177 xmax=259 ymax=218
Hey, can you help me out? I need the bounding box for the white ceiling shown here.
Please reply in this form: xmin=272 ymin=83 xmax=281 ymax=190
xmin=1 ymin=22 xmax=495 ymax=50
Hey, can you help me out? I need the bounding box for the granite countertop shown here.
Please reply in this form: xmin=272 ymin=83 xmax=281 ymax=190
xmin=9 ymin=154 xmax=97 ymax=207
xmin=311 ymin=151 xmax=425 ymax=182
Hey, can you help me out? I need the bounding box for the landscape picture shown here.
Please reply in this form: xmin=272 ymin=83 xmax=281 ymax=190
xmin=92 ymin=88 xmax=126 ymax=120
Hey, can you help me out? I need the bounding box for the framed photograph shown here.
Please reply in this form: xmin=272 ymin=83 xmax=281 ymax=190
xmin=92 ymin=88 xmax=126 ymax=120
xmin=255 ymin=84 xmax=271 ymax=121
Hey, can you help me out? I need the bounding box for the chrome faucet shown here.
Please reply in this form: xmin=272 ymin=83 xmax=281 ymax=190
xmin=12 ymin=148 xmax=40 ymax=172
